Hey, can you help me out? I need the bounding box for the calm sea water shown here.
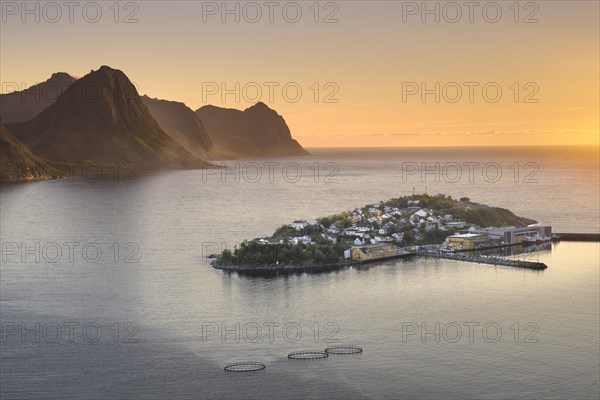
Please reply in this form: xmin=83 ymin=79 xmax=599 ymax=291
xmin=1 ymin=146 xmax=599 ymax=399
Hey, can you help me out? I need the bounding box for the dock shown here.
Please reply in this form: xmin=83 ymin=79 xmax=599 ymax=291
xmin=553 ymin=233 xmax=600 ymax=242
xmin=416 ymin=252 xmax=547 ymax=270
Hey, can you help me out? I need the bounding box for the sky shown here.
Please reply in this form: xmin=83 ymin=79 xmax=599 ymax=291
xmin=1 ymin=0 xmax=599 ymax=147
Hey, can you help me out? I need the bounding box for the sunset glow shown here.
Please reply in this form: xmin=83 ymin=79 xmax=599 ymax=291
xmin=1 ymin=1 xmax=598 ymax=147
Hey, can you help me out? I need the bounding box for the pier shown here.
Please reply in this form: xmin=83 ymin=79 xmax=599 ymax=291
xmin=553 ymin=233 xmax=600 ymax=242
xmin=416 ymin=252 xmax=547 ymax=270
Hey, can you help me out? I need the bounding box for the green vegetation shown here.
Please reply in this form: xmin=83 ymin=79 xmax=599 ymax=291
xmin=218 ymin=241 xmax=347 ymax=266
xmin=461 ymin=207 xmax=536 ymax=228
xmin=382 ymin=194 xmax=535 ymax=228
xmin=1 ymin=123 xmax=61 ymax=183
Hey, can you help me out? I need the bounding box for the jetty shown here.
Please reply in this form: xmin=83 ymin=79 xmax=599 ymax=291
xmin=552 ymin=233 xmax=600 ymax=242
xmin=416 ymin=252 xmax=547 ymax=270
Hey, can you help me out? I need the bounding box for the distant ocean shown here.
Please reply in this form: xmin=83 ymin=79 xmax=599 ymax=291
xmin=1 ymin=146 xmax=598 ymax=399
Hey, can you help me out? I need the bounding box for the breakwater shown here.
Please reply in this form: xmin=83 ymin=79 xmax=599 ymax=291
xmin=417 ymin=252 xmax=547 ymax=270
xmin=553 ymin=233 xmax=600 ymax=242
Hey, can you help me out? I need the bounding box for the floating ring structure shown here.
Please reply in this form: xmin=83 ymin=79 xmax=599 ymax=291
xmin=325 ymin=346 xmax=363 ymax=355
xmin=287 ymin=351 xmax=329 ymax=360
xmin=224 ymin=362 xmax=266 ymax=372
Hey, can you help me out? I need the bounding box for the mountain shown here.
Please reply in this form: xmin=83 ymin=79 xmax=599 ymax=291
xmin=0 ymin=122 xmax=60 ymax=183
xmin=141 ymin=95 xmax=214 ymax=159
xmin=8 ymin=66 xmax=207 ymax=169
xmin=195 ymin=102 xmax=310 ymax=158
xmin=1 ymin=72 xmax=76 ymax=124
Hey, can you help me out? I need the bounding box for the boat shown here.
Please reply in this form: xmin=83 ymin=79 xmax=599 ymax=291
xmin=535 ymin=234 xmax=551 ymax=244
xmin=440 ymin=246 xmax=455 ymax=253
xmin=523 ymin=233 xmax=551 ymax=244
xmin=522 ymin=234 xmax=536 ymax=244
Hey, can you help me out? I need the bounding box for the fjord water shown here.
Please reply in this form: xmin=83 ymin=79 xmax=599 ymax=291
xmin=1 ymin=146 xmax=598 ymax=399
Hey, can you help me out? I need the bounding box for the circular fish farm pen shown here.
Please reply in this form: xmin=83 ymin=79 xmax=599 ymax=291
xmin=224 ymin=362 xmax=266 ymax=372
xmin=324 ymin=346 xmax=363 ymax=355
xmin=287 ymin=351 xmax=329 ymax=360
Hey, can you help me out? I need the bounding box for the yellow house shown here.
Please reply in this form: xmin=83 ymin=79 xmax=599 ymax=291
xmin=444 ymin=233 xmax=489 ymax=250
xmin=351 ymin=243 xmax=397 ymax=261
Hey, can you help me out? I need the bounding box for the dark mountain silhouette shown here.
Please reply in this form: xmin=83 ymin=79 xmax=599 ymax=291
xmin=195 ymin=102 xmax=309 ymax=158
xmin=141 ymin=95 xmax=214 ymax=159
xmin=8 ymin=66 xmax=207 ymax=169
xmin=0 ymin=122 xmax=60 ymax=183
xmin=1 ymin=72 xmax=76 ymax=124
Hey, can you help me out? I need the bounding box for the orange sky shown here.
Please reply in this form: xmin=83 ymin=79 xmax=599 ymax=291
xmin=1 ymin=1 xmax=598 ymax=147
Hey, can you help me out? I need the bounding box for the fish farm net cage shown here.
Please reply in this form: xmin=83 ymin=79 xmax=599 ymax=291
xmin=287 ymin=351 xmax=329 ymax=360
xmin=324 ymin=346 xmax=363 ymax=355
xmin=224 ymin=362 xmax=266 ymax=372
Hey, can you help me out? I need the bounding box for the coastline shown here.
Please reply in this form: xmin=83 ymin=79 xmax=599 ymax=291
xmin=210 ymin=194 xmax=554 ymax=274
xmin=211 ymin=259 xmax=356 ymax=273
xmin=210 ymin=248 xmax=549 ymax=273
xmin=211 ymin=251 xmax=422 ymax=273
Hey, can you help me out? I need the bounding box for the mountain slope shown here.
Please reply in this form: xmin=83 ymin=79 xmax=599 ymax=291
xmin=8 ymin=66 xmax=206 ymax=168
xmin=0 ymin=122 xmax=60 ymax=183
xmin=1 ymin=72 xmax=76 ymax=123
xmin=141 ymin=95 xmax=214 ymax=159
xmin=195 ymin=102 xmax=309 ymax=158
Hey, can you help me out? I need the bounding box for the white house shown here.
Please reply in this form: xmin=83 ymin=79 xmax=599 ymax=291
xmin=291 ymin=235 xmax=312 ymax=245
xmin=344 ymin=229 xmax=364 ymax=238
xmin=291 ymin=220 xmax=309 ymax=230
xmin=356 ymin=224 xmax=370 ymax=233
xmin=392 ymin=232 xmax=404 ymax=241
xmin=255 ymin=237 xmax=282 ymax=245
xmin=413 ymin=209 xmax=428 ymax=218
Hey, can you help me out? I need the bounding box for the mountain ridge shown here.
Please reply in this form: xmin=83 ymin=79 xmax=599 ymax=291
xmin=196 ymin=102 xmax=309 ymax=158
xmin=0 ymin=72 xmax=76 ymax=124
xmin=7 ymin=66 xmax=208 ymax=169
xmin=0 ymin=122 xmax=61 ymax=183
xmin=141 ymin=95 xmax=215 ymax=160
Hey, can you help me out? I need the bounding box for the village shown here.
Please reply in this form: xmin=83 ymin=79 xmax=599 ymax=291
xmin=247 ymin=194 xmax=552 ymax=263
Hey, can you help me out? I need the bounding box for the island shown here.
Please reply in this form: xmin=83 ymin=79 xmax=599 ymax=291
xmin=212 ymin=194 xmax=552 ymax=272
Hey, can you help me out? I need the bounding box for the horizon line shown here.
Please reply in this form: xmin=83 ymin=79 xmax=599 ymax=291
xmin=303 ymin=144 xmax=600 ymax=149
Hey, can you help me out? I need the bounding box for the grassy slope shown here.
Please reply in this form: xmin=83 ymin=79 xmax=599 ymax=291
xmin=0 ymin=123 xmax=61 ymax=183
